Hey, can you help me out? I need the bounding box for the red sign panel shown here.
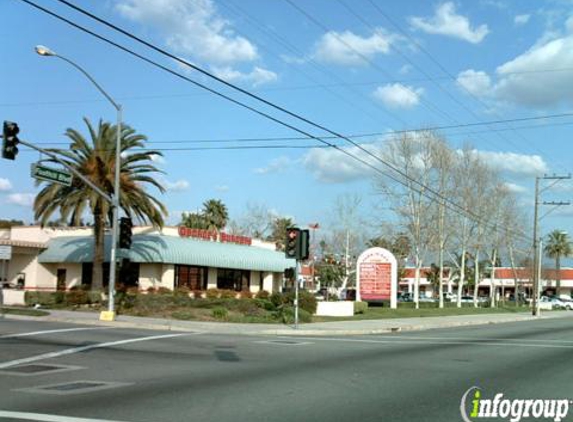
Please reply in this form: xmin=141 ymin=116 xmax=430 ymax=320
xmin=359 ymin=262 xmax=392 ymax=301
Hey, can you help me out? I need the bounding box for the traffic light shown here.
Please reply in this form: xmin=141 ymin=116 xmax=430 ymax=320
xmin=299 ymin=229 xmax=310 ymax=260
xmin=119 ymin=217 xmax=133 ymax=249
xmin=2 ymin=121 xmax=19 ymax=160
xmin=285 ymin=227 xmax=300 ymax=259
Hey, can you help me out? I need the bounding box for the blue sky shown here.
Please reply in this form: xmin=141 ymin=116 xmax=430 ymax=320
xmin=2 ymin=0 xmax=573 ymax=238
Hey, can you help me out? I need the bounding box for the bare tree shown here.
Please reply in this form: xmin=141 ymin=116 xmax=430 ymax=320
xmin=374 ymin=132 xmax=437 ymax=309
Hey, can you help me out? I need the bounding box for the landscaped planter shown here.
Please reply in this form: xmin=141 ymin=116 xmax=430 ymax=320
xmin=315 ymin=301 xmax=354 ymax=317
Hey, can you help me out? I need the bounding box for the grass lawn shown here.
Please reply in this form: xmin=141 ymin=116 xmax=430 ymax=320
xmin=1 ymin=307 xmax=50 ymax=317
xmin=314 ymin=304 xmax=537 ymax=322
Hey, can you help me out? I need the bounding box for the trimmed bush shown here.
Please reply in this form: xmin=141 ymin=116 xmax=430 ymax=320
xmin=270 ymin=292 xmax=286 ymax=308
xmin=354 ymin=301 xmax=369 ymax=314
xmin=191 ymin=290 xmax=204 ymax=299
xmin=206 ymin=288 xmax=221 ymax=299
xmin=220 ymin=289 xmax=237 ymax=299
xmin=65 ymin=290 xmax=89 ymax=305
xmin=255 ymin=290 xmax=270 ymax=299
xmin=146 ymin=287 xmax=156 ymax=294
xmin=25 ymin=291 xmax=60 ymax=306
xmin=174 ymin=286 xmax=191 ymax=297
xmin=212 ymin=307 xmax=228 ymax=320
xmin=254 ymin=298 xmax=275 ymax=311
xmin=239 ymin=290 xmax=253 ymax=299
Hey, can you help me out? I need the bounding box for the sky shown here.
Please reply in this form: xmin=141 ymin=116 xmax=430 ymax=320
xmin=2 ymin=0 xmax=573 ymax=240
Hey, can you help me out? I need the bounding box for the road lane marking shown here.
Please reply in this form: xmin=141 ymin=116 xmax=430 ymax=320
xmin=0 ymin=332 xmax=195 ymax=369
xmin=282 ymin=336 xmax=573 ymax=349
xmin=0 ymin=410 xmax=132 ymax=422
xmin=0 ymin=327 xmax=112 ymax=339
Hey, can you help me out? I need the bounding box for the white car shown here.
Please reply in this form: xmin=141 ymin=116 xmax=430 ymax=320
xmin=539 ymin=296 xmax=570 ymax=310
xmin=558 ymin=298 xmax=573 ymax=310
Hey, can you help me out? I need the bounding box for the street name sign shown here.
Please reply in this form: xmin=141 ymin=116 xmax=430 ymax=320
xmin=31 ymin=164 xmax=72 ymax=187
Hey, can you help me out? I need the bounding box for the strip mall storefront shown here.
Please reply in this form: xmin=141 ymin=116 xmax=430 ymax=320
xmin=0 ymin=226 xmax=295 ymax=293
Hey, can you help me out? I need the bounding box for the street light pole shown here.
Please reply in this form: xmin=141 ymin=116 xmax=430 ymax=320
xmin=36 ymin=45 xmax=122 ymax=319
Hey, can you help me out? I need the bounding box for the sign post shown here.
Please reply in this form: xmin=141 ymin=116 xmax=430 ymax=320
xmin=356 ymin=247 xmax=398 ymax=308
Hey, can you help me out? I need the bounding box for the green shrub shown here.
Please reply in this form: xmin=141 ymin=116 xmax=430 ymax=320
xmin=354 ymin=301 xmax=369 ymax=314
xmin=277 ymin=306 xmax=312 ymax=324
xmin=236 ymin=300 xmax=265 ymax=317
xmin=254 ymin=298 xmax=275 ymax=311
xmin=212 ymin=307 xmax=228 ymax=320
xmin=283 ymin=291 xmax=317 ymax=314
xmin=87 ymin=290 xmax=102 ymax=304
xmin=206 ymin=288 xmax=221 ymax=299
xmin=65 ymin=290 xmax=89 ymax=305
xmin=53 ymin=291 xmax=65 ymax=304
xmin=270 ymin=292 xmax=286 ymax=308
xmin=25 ymin=291 xmax=60 ymax=306
xmin=220 ymin=289 xmax=237 ymax=299
xmin=255 ymin=290 xmax=270 ymax=299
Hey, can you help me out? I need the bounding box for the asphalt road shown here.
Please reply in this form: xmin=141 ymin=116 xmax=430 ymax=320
xmin=0 ymin=317 xmax=572 ymax=422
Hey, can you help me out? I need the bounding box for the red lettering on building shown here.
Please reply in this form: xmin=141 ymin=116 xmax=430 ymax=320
xmin=178 ymin=227 xmax=252 ymax=246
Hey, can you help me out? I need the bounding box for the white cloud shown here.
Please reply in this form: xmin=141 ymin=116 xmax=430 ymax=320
xmin=0 ymin=178 xmax=12 ymax=191
xmin=456 ymin=69 xmax=492 ymax=96
xmin=164 ymin=179 xmax=190 ymax=192
xmin=493 ymin=33 xmax=573 ymax=107
xmin=302 ymin=143 xmax=383 ymax=183
xmin=212 ymin=66 xmax=278 ymax=87
xmin=504 ymin=182 xmax=527 ymax=193
xmin=116 ymin=0 xmax=258 ymax=65
xmin=514 ymin=14 xmax=531 ymax=26
xmin=470 ymin=150 xmax=548 ymax=176
xmin=254 ymin=156 xmax=292 ymax=175
xmin=6 ymin=193 xmax=35 ymax=207
xmin=313 ymin=29 xmax=394 ymax=66
xmin=409 ymin=2 xmax=489 ymax=44
xmin=373 ymin=83 xmax=423 ymax=109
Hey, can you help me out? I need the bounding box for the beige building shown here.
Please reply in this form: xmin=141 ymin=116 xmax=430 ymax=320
xmin=0 ymin=226 xmax=294 ymax=294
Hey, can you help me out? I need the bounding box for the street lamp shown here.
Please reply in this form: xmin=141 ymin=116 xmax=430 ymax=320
xmin=35 ymin=45 xmax=122 ymax=320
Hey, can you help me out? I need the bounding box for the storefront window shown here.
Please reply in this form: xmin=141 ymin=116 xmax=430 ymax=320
xmin=175 ymin=265 xmax=207 ymax=290
xmin=217 ymin=269 xmax=250 ymax=291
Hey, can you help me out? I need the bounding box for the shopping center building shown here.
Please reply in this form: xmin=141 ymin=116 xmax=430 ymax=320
xmin=0 ymin=225 xmax=295 ymax=293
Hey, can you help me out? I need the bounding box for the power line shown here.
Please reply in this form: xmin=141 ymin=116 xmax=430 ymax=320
xmin=30 ymin=118 xmax=573 ymax=147
xmin=19 ymin=0 xmax=532 ymax=242
xmin=366 ymin=0 xmax=570 ymax=174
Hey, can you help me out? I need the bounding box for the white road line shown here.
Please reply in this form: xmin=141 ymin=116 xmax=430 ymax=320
xmin=282 ymin=336 xmax=573 ymax=349
xmin=0 ymin=333 xmax=194 ymax=369
xmin=0 ymin=410 xmax=131 ymax=422
xmin=0 ymin=327 xmax=112 ymax=339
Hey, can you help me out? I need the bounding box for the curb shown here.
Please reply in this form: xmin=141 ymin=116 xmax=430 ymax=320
xmin=3 ymin=312 xmax=564 ymax=337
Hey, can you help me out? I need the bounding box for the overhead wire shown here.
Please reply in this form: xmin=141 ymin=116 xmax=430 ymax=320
xmin=18 ymin=0 xmax=532 ymax=242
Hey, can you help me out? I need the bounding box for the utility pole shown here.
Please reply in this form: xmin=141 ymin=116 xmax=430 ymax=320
xmin=531 ymin=174 xmax=571 ymax=316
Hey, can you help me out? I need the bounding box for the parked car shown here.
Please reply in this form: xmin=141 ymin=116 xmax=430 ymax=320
xmin=557 ymin=297 xmax=573 ymax=310
xmin=539 ymin=296 xmax=568 ymax=310
xmin=459 ymin=296 xmax=474 ymax=303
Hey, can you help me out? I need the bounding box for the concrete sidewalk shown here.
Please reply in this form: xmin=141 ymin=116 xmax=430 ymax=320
xmin=4 ymin=308 xmax=571 ymax=336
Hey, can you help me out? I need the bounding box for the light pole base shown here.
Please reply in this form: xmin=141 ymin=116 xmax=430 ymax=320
xmin=99 ymin=311 xmax=116 ymax=321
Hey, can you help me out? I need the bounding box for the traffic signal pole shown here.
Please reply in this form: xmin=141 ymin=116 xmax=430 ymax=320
xmin=295 ymin=261 xmax=299 ymax=329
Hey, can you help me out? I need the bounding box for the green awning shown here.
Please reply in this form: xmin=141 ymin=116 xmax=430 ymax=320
xmin=38 ymin=235 xmax=296 ymax=273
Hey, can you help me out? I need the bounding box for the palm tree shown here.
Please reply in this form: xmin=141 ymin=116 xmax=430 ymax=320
xmin=544 ymin=230 xmax=572 ymax=293
xmin=269 ymin=217 xmax=295 ymax=251
xmin=202 ymin=199 xmax=228 ymax=232
xmin=34 ymin=118 xmax=167 ymax=290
